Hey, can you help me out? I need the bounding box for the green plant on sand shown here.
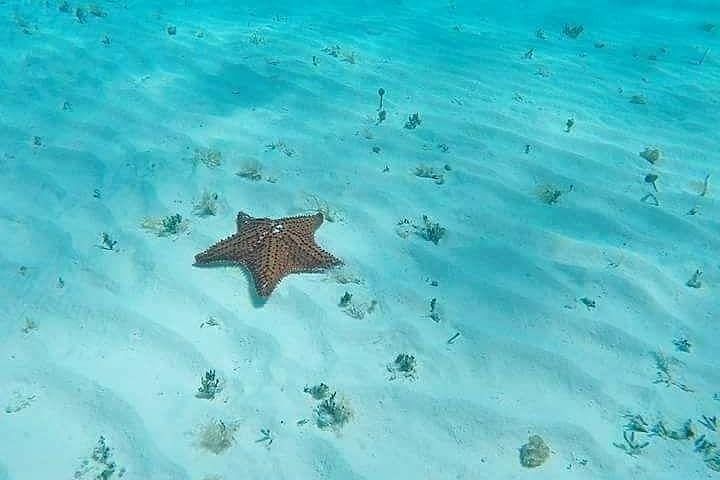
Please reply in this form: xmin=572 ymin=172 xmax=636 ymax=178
xmin=315 ymin=392 xmax=353 ymax=431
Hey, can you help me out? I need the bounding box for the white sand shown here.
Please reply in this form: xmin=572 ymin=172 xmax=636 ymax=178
xmin=1 ymin=1 xmax=719 ymax=479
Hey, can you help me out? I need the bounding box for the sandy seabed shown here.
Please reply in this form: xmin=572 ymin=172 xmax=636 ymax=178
xmin=1 ymin=1 xmax=719 ymax=479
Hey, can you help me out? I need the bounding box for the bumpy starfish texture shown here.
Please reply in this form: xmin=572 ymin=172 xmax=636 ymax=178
xmin=194 ymin=211 xmax=342 ymax=297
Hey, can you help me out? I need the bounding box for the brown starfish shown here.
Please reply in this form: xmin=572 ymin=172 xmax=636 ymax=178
xmin=194 ymin=211 xmax=342 ymax=297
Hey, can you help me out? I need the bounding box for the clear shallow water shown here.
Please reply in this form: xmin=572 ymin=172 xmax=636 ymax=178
xmin=1 ymin=1 xmax=719 ymax=479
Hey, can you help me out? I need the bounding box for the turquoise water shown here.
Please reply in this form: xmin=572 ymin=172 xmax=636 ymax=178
xmin=1 ymin=1 xmax=719 ymax=479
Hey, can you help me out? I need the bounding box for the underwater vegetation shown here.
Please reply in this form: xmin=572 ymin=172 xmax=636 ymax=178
xmin=321 ymin=44 xmax=358 ymax=64
xmin=20 ymin=318 xmax=38 ymax=335
xmin=562 ymin=23 xmax=584 ymax=39
xmin=338 ymin=290 xmax=377 ymax=319
xmin=428 ymin=297 xmax=441 ymax=322
xmin=193 ymin=191 xmax=221 ymax=217
xmin=536 ymin=184 xmax=573 ymax=205
xmin=630 ymin=94 xmax=648 ymax=105
xmin=99 ymin=232 xmax=117 ymax=250
xmin=196 ymin=369 xmax=223 ymax=400
xmin=414 ymin=165 xmax=451 ymax=185
xmin=304 ymin=383 xmax=353 ymax=431
xmin=614 ymin=430 xmax=649 ymax=456
xmin=617 ymin=410 xmax=720 ymax=472
xmin=73 ymin=436 xmax=124 ymax=479
xmin=644 ymin=173 xmax=658 ymax=191
xmin=265 ymin=140 xmax=295 ymax=157
xmin=686 ymin=269 xmax=702 ymax=288
xmin=191 ymin=147 xmax=222 ymax=168
xmin=404 ymin=112 xmax=422 ymax=129
xmin=639 ymin=147 xmax=662 ymax=165
xmin=673 ymin=337 xmax=692 ymax=353
xmin=315 ymin=392 xmax=353 ymax=431
xmin=387 ymin=353 xmax=417 ymax=381
xmin=198 ymin=419 xmax=238 ymax=454
xmin=141 ymin=214 xmax=189 ymax=237
xmin=236 ymin=160 xmax=263 ymax=181
xmin=653 ymin=351 xmax=693 ymax=392
xmin=304 ymin=383 xmax=331 ymax=401
xmin=519 ymin=435 xmax=550 ymax=467
xmin=4 ymin=390 xmax=36 ymax=414
xmin=306 ymin=194 xmax=343 ymax=223
xmin=396 ymin=215 xmax=447 ymax=244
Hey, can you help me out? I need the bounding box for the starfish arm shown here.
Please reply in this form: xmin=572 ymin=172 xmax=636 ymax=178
xmin=194 ymin=234 xmax=247 ymax=265
xmin=284 ymin=230 xmax=342 ymax=272
xmin=236 ymin=211 xmax=252 ymax=231
xmin=246 ymin=238 xmax=292 ymax=297
xmin=282 ymin=212 xmax=324 ymax=234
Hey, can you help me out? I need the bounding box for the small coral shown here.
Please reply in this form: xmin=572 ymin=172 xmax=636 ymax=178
xmin=339 ymin=291 xmax=352 ymax=308
xmin=396 ymin=216 xmax=447 ymax=244
xmin=4 ymin=391 xmax=37 ymax=414
xmin=342 ymin=298 xmax=378 ymax=320
xmin=639 ymin=147 xmax=662 ymax=164
xmin=304 ymin=383 xmax=331 ymax=400
xmin=563 ymin=24 xmax=584 ymax=38
xmin=192 ymin=148 xmax=222 ymax=168
xmin=193 ymin=191 xmax=220 ymax=217
xmin=404 ymin=112 xmax=422 ymax=129
xmin=100 ymin=232 xmax=117 ymax=250
xmin=141 ymin=214 xmax=189 ymax=237
xmin=536 ymin=184 xmax=568 ymax=205
xmin=249 ymin=30 xmax=266 ymax=45
xmin=306 ymin=194 xmax=343 ymax=222
xmin=673 ymin=337 xmax=692 ymax=353
xmin=337 ymin=290 xmax=376 ymax=318
xmin=236 ymin=160 xmax=263 ymax=181
xmin=73 ymin=436 xmax=124 ymax=479
xmin=429 ymin=297 xmax=441 ymax=322
xmin=387 ymin=353 xmax=417 ymax=381
xmin=686 ymin=269 xmax=702 ymax=288
xmin=653 ymin=351 xmax=693 ymax=392
xmin=196 ymin=369 xmax=223 ymax=400
xmin=519 ymin=435 xmax=550 ymax=467
xmin=21 ymin=318 xmax=38 ymax=334
xmin=265 ymin=141 xmax=294 ymax=157
xmin=415 ymin=215 xmax=446 ymax=244
xmin=322 ymin=45 xmax=341 ymax=57
xmin=706 ymin=452 xmax=720 ymax=472
xmin=624 ymin=414 xmax=650 ymax=433
xmin=414 ymin=165 xmax=445 ymax=185
xmin=198 ymin=419 xmax=238 ymax=454
xmin=342 ymin=51 xmax=357 ymax=64
xmin=645 ymin=173 xmax=659 ymax=191
xmin=76 ymin=7 xmax=87 ymax=23
xmin=89 ymin=4 xmax=107 ymax=17
xmin=652 ymin=419 xmax=696 ymax=440
xmin=695 ymin=434 xmax=717 ymax=454
xmin=700 ymin=415 xmax=718 ymax=432
xmin=161 ymin=213 xmax=185 ymax=234
xmin=564 ymin=118 xmax=575 ymax=133
xmin=315 ymin=392 xmax=353 ymax=431
xmin=579 ymin=297 xmax=596 ymax=309
xmin=613 ymin=430 xmax=649 ymax=456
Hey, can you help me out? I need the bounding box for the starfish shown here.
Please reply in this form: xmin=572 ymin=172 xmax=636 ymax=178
xmin=194 ymin=211 xmax=342 ymax=297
